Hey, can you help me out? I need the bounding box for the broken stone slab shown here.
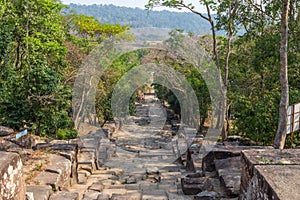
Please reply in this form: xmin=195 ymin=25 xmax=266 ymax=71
xmin=181 ymin=176 xmax=213 ymax=195
xmin=214 ymin=156 xmax=241 ymax=196
xmin=194 ymin=191 xmax=218 ymax=200
xmin=102 ymin=188 xmax=127 ymax=198
xmin=83 ymin=191 xmax=101 ymax=200
xmin=0 ymin=151 xmax=25 ymax=200
xmin=34 ymin=171 xmax=61 ymax=191
xmin=219 ymin=174 xmax=240 ymax=197
xmin=49 ymin=192 xmax=79 ymax=200
xmin=44 ymin=154 xmax=72 ymax=189
xmin=110 ymin=192 xmax=142 ymax=200
xmin=26 ymin=185 xmax=52 ymax=200
xmin=97 ymin=193 xmax=110 ymax=200
xmin=88 ymin=182 xmax=104 ymax=192
xmin=141 ymin=190 xmax=168 ymax=200
xmin=34 ymin=155 xmax=71 ymax=191
xmin=0 ymin=126 xmax=14 ymax=136
xmin=202 ymin=146 xmax=270 ymax=172
xmin=214 ymin=156 xmax=242 ymax=174
xmin=33 ymin=143 xmax=78 ymax=185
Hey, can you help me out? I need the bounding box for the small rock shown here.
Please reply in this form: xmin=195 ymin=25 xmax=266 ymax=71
xmin=125 ymin=175 xmax=137 ymax=184
xmin=0 ymin=126 xmax=14 ymax=136
xmin=146 ymin=167 xmax=159 ymax=175
xmin=88 ymin=182 xmax=104 ymax=192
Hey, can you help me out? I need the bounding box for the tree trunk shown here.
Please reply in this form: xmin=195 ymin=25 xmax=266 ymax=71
xmin=274 ymin=0 xmax=290 ymax=149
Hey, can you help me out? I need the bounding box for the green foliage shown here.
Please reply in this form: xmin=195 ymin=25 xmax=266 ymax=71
xmin=56 ymin=128 xmax=78 ymax=140
xmin=0 ymin=0 xmax=72 ymax=137
xmin=95 ymin=51 xmax=144 ymax=123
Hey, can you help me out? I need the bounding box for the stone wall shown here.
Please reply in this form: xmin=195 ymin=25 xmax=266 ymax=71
xmin=0 ymin=151 xmax=25 ymax=200
xmin=240 ymin=149 xmax=300 ymax=200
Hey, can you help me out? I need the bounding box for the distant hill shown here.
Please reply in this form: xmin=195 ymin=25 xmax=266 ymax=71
xmin=66 ymin=4 xmax=212 ymax=35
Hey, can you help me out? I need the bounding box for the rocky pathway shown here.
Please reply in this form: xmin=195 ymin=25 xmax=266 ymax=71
xmin=69 ymin=97 xmax=193 ymax=200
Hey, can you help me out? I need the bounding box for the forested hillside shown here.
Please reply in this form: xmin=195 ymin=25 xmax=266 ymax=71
xmin=0 ymin=0 xmax=299 ymax=149
xmin=66 ymin=4 xmax=211 ymax=34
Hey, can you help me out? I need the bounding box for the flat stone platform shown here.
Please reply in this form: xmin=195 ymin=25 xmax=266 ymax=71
xmin=241 ymin=149 xmax=300 ymax=200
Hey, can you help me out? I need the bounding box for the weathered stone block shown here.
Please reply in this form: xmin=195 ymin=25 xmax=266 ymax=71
xmin=88 ymin=182 xmax=104 ymax=192
xmin=46 ymin=154 xmax=71 ymax=188
xmin=97 ymin=193 xmax=110 ymax=200
xmin=49 ymin=192 xmax=79 ymax=200
xmin=83 ymin=191 xmax=101 ymax=200
xmin=0 ymin=151 xmax=25 ymax=200
xmin=110 ymin=192 xmax=142 ymax=200
xmin=240 ymin=149 xmax=300 ymax=200
xmin=0 ymin=126 xmax=14 ymax=136
xmin=26 ymin=185 xmax=52 ymax=200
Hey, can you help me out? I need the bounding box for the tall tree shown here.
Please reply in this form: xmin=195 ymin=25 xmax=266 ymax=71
xmin=146 ymin=0 xmax=240 ymax=138
xmin=274 ymin=0 xmax=291 ymax=149
xmin=0 ymin=0 xmax=73 ymax=136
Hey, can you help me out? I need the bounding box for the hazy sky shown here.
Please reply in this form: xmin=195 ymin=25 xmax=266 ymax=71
xmin=61 ymin=0 xmax=206 ymax=13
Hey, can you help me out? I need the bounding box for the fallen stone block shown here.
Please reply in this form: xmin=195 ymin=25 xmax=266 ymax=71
xmin=181 ymin=176 xmax=212 ymax=195
xmin=45 ymin=154 xmax=72 ymax=189
xmin=26 ymin=185 xmax=52 ymax=200
xmin=202 ymin=146 xmax=272 ymax=172
xmin=33 ymin=143 xmax=78 ymax=185
xmin=219 ymin=174 xmax=240 ymax=197
xmin=83 ymin=191 xmax=101 ymax=200
xmin=88 ymin=182 xmax=104 ymax=192
xmin=97 ymin=193 xmax=110 ymax=200
xmin=214 ymin=156 xmax=241 ymax=196
xmin=34 ymin=171 xmax=61 ymax=191
xmin=102 ymin=188 xmax=127 ymax=198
